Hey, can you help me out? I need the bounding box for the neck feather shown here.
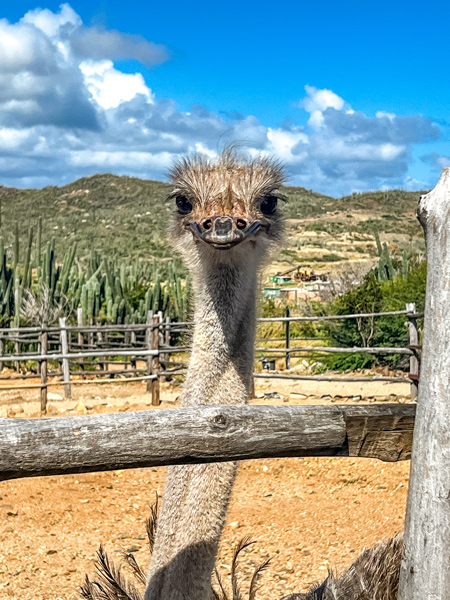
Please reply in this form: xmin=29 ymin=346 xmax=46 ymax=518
xmin=183 ymin=262 xmax=258 ymax=406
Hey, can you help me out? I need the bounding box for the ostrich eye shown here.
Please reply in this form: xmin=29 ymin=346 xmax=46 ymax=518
xmin=260 ymin=195 xmax=277 ymax=216
xmin=176 ymin=195 xmax=193 ymax=215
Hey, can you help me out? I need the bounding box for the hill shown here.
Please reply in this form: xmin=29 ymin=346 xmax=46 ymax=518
xmin=0 ymin=174 xmax=425 ymax=274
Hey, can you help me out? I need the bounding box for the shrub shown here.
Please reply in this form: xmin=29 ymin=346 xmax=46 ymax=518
xmin=316 ymin=262 xmax=426 ymax=371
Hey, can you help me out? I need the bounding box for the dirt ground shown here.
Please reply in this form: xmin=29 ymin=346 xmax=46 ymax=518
xmin=0 ymin=377 xmax=412 ymax=599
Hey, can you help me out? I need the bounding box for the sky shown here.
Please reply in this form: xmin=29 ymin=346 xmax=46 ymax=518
xmin=0 ymin=0 xmax=449 ymax=196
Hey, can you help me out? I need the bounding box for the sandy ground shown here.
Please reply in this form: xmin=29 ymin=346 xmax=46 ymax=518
xmin=0 ymin=377 xmax=412 ymax=599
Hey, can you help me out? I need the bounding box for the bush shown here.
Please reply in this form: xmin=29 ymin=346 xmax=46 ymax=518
xmin=316 ymin=262 xmax=426 ymax=371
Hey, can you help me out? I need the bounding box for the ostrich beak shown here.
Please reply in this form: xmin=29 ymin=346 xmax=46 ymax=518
xmin=186 ymin=216 xmax=267 ymax=249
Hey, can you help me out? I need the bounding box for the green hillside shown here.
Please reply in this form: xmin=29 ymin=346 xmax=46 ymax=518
xmin=0 ymin=174 xmax=425 ymax=265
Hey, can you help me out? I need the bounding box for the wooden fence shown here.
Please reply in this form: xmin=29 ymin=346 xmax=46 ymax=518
xmin=0 ymin=305 xmax=421 ymax=412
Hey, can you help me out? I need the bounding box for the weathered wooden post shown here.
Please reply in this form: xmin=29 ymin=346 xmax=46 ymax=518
xmin=59 ymin=317 xmax=72 ymax=399
xmin=285 ymin=306 xmax=291 ymax=370
xmin=406 ymin=302 xmax=419 ymax=401
xmin=145 ymin=310 xmax=154 ymax=393
xmin=14 ymin=336 xmax=20 ymax=373
xmin=151 ymin=314 xmax=161 ymax=406
xmin=159 ymin=316 xmax=170 ymax=382
xmin=164 ymin=316 xmax=171 ymax=349
xmin=130 ymin=329 xmax=137 ymax=373
xmin=77 ymin=307 xmax=84 ymax=372
xmin=399 ymin=168 xmax=450 ymax=599
xmin=39 ymin=328 xmax=48 ymax=414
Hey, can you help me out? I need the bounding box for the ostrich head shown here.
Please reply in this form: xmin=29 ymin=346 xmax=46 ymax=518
xmin=168 ymin=149 xmax=285 ymax=269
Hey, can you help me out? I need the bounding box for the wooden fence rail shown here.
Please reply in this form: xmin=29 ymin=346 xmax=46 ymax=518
xmin=0 ymin=404 xmax=415 ymax=481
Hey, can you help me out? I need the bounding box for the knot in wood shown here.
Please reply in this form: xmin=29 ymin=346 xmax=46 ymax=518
xmin=212 ymin=413 xmax=227 ymax=428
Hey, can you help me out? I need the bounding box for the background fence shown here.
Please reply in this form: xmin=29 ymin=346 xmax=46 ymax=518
xmin=0 ymin=303 xmax=421 ymax=413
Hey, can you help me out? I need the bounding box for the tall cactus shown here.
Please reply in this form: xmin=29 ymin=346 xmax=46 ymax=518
xmin=0 ymin=221 xmax=189 ymax=326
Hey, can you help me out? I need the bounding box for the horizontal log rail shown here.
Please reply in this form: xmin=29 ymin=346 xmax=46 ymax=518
xmin=258 ymin=310 xmax=423 ymax=322
xmin=0 ymin=348 xmax=159 ymax=362
xmin=255 ymin=346 xmax=414 ymax=355
xmin=0 ymin=404 xmax=415 ymax=481
xmin=254 ymin=372 xmax=412 ymax=383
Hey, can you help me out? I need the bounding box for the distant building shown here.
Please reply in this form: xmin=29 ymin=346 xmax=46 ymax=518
xmin=263 ymin=281 xmax=331 ymax=303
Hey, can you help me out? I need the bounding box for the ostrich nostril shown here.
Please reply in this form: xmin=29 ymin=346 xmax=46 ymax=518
xmin=236 ymin=219 xmax=247 ymax=230
xmin=203 ymin=219 xmax=213 ymax=230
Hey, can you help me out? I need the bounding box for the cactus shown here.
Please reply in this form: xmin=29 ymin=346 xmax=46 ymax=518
xmin=0 ymin=220 xmax=189 ymax=326
xmin=36 ymin=217 xmax=42 ymax=269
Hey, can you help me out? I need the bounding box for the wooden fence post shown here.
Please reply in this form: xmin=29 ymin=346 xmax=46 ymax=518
xmin=145 ymin=310 xmax=154 ymax=393
xmin=159 ymin=316 xmax=170 ymax=382
xmin=40 ymin=328 xmax=48 ymax=414
xmin=151 ymin=314 xmax=161 ymax=406
xmin=59 ymin=317 xmax=72 ymax=399
xmin=14 ymin=333 xmax=20 ymax=373
xmin=398 ymin=168 xmax=450 ymax=599
xmin=77 ymin=307 xmax=84 ymax=372
xmin=285 ymin=306 xmax=291 ymax=370
xmin=130 ymin=329 xmax=137 ymax=372
xmin=406 ymin=302 xmax=419 ymax=401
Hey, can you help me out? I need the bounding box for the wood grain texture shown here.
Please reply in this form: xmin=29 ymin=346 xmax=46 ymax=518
xmin=0 ymin=404 xmax=415 ymax=481
xmin=399 ymin=168 xmax=450 ymax=599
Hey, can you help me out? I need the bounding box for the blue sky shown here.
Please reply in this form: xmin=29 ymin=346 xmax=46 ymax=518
xmin=0 ymin=0 xmax=449 ymax=195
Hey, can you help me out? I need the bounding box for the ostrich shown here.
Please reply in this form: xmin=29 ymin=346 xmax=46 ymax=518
xmin=82 ymin=150 xmax=402 ymax=599
xmin=144 ymin=149 xmax=285 ymax=600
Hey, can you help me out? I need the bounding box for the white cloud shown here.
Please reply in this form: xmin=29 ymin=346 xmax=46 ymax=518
xmin=376 ymin=111 xmax=396 ymax=121
xmin=0 ymin=19 xmax=56 ymax=74
xmin=21 ymin=3 xmax=80 ymax=38
xmin=70 ymin=26 xmax=168 ymax=65
xmin=267 ymin=127 xmax=308 ymax=160
xmin=302 ymin=85 xmax=345 ymax=112
xmin=70 ymin=149 xmax=173 ymax=170
xmin=80 ymin=60 xmax=154 ymax=109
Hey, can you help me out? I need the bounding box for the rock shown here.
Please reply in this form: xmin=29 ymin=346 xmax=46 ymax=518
xmin=264 ymin=392 xmax=282 ymax=399
xmin=48 ymin=393 xmax=63 ymax=401
xmin=229 ymin=521 xmax=240 ymax=529
xmin=74 ymin=401 xmax=87 ymax=414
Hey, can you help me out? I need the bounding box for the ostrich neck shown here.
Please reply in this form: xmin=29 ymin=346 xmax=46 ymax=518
xmin=145 ymin=261 xmax=259 ymax=600
xmin=184 ymin=262 xmax=258 ymax=405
